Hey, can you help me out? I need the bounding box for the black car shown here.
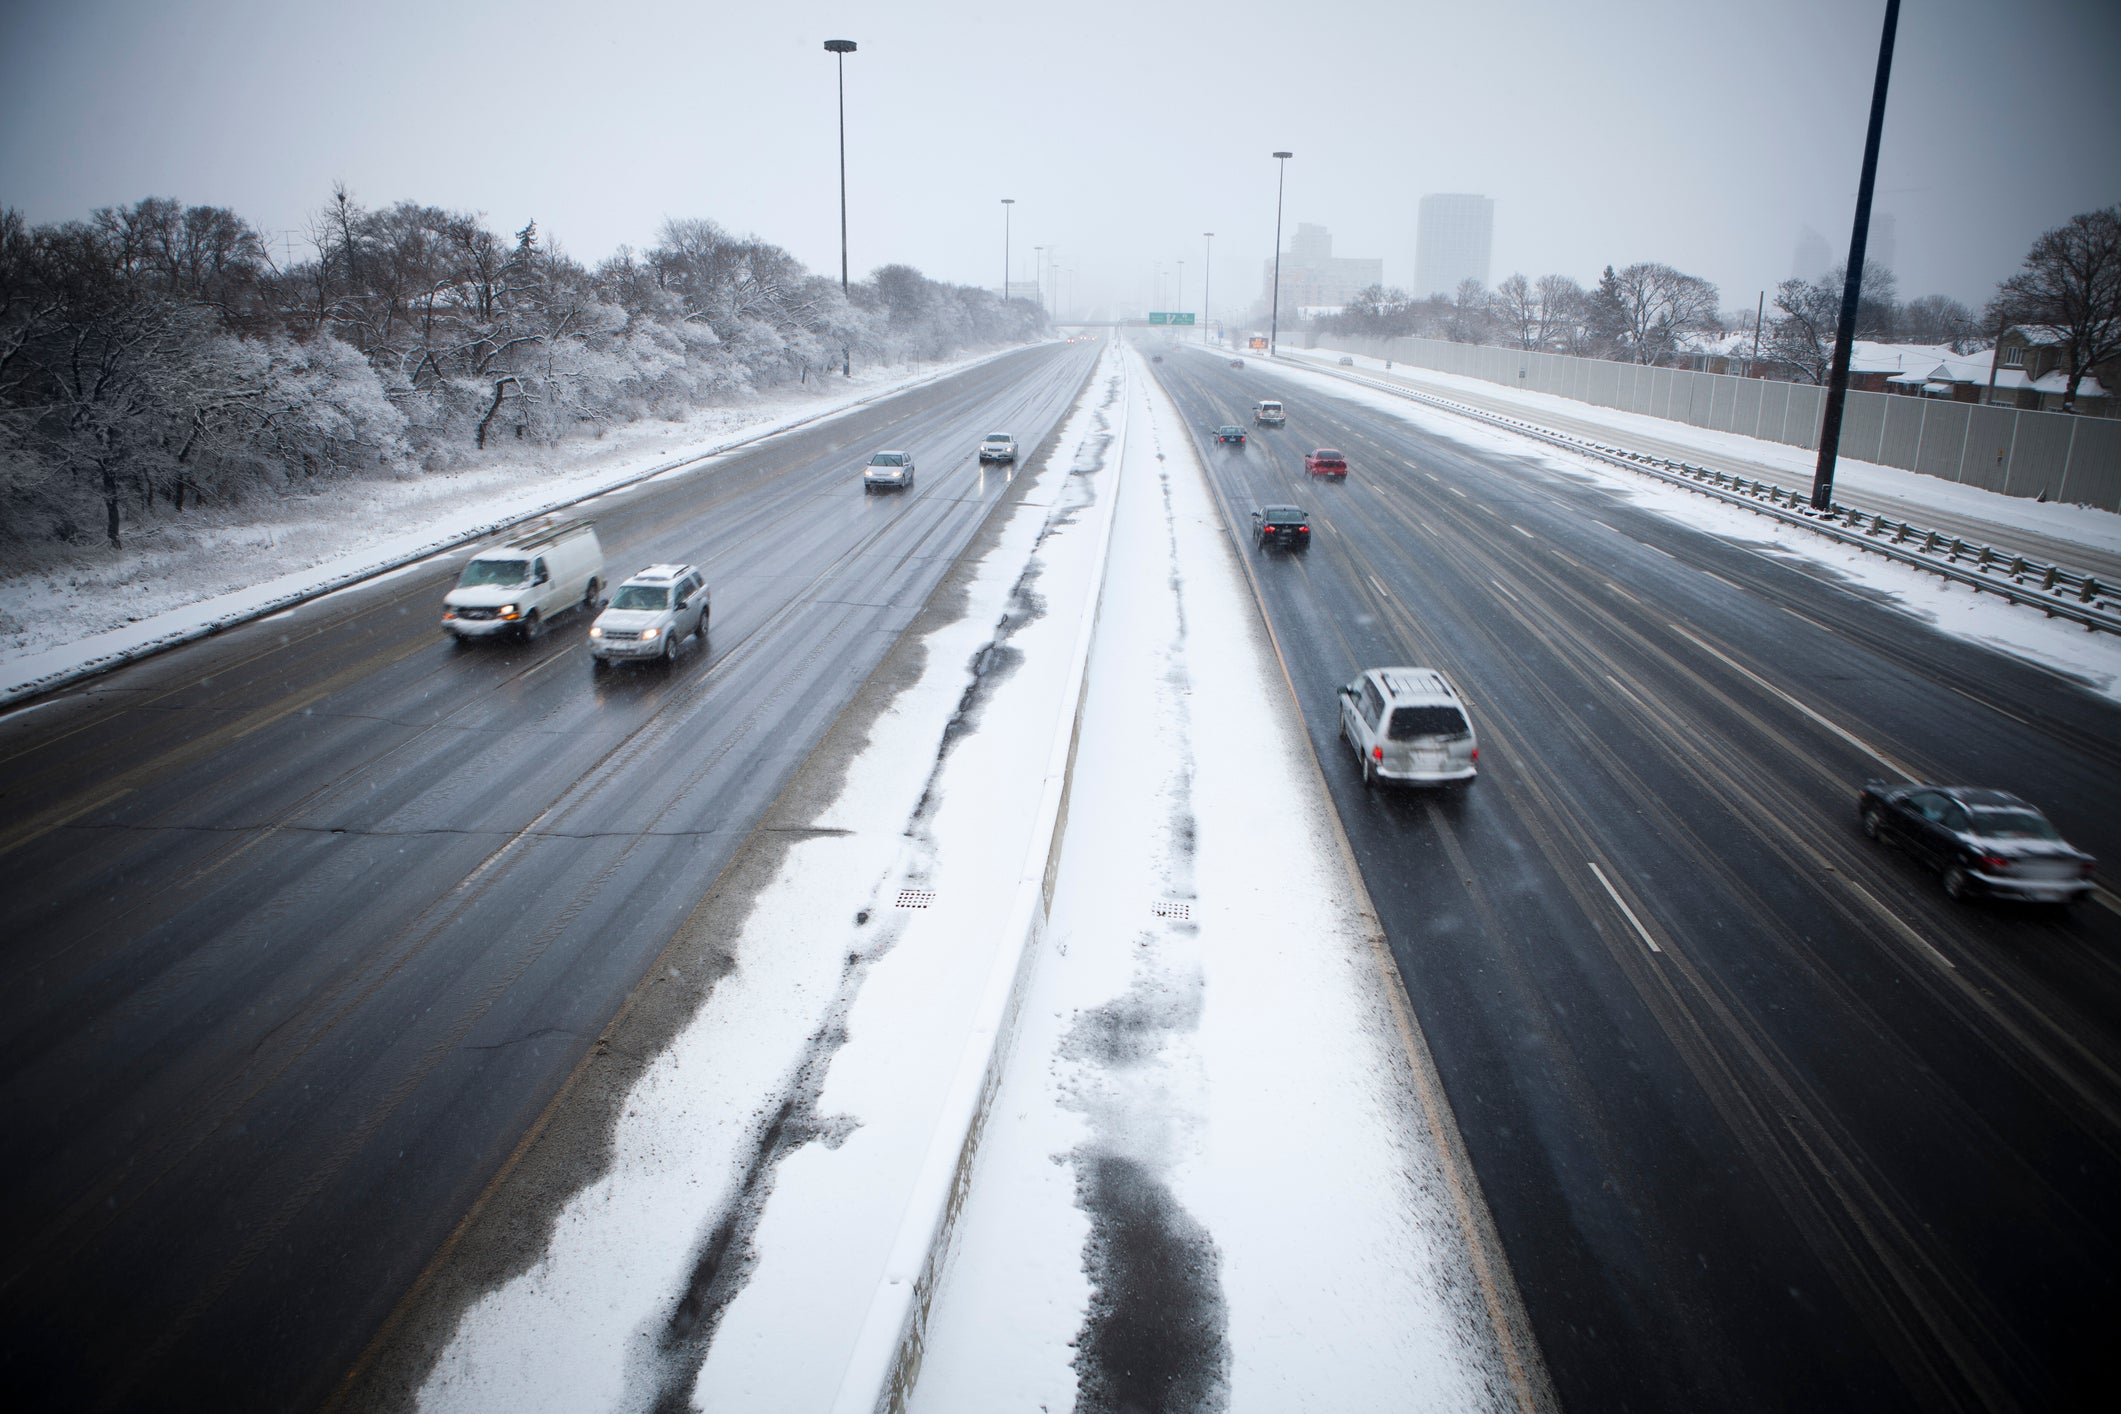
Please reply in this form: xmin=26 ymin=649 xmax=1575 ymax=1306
xmin=1214 ymin=424 xmax=1247 ymax=445
xmin=1858 ymin=781 xmax=2095 ymax=905
xmin=1229 ymin=358 xmax=1245 ymax=368
xmin=1250 ymin=505 xmax=1310 ymax=550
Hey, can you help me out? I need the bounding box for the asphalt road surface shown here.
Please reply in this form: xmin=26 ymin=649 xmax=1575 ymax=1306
xmin=1155 ymin=346 xmax=2121 ymax=1414
xmin=0 ymin=340 xmax=1097 ymax=1413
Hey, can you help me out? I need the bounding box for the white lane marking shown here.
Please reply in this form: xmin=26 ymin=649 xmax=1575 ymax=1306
xmin=1511 ymin=524 xmax=1535 ymax=539
xmin=1449 ymin=486 xmax=1468 ymax=498
xmin=1490 ymin=578 xmax=1518 ymax=602
xmin=1369 ymin=575 xmax=1392 ymax=599
xmin=1588 ymin=861 xmax=1663 ymax=954
xmin=1591 ymin=520 xmax=1618 ymax=533
xmin=1645 ymin=544 xmax=1676 ymax=559
xmin=1669 ymin=622 xmax=1917 ymax=782
xmin=1602 ymin=673 xmax=1650 ymax=712
xmin=1606 ymin=582 xmax=1641 ymax=605
xmin=1425 ymin=472 xmax=1441 ymax=482
xmin=1838 ymin=874 xmax=1959 ymax=971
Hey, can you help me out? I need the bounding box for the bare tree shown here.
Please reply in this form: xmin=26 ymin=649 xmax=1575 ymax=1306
xmin=1602 ymin=263 xmax=1720 ymax=364
xmin=1534 ymin=274 xmax=1584 ymax=352
xmin=1985 ymin=205 xmax=2121 ymax=413
xmin=1899 ymin=293 xmax=1979 ymax=350
xmin=1494 ymin=273 xmax=1538 ymax=349
xmin=1446 ymin=278 xmax=1496 ymax=343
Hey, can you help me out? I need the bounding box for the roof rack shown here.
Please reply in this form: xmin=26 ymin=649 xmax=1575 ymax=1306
xmin=497 ymin=516 xmax=595 ymax=553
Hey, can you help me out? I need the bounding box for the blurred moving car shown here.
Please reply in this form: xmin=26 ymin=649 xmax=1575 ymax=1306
xmin=442 ymin=517 xmax=603 ymax=643
xmin=862 ymin=450 xmax=916 ymax=493
xmin=1304 ymin=448 xmax=1348 ymax=477
xmin=978 ymin=433 xmax=1018 ymax=462
xmin=1250 ymin=505 xmax=1310 ymax=551
xmin=1337 ymin=355 xmax=1355 ymax=366
xmin=1253 ymin=399 xmax=1285 ymax=426
xmin=589 ymin=563 xmax=709 ymax=670
xmin=1214 ymin=425 xmax=1248 ymax=445
xmin=1229 ymin=358 xmax=1245 ymax=368
xmin=1858 ymin=782 xmax=2095 ymax=905
xmin=1337 ymin=667 xmax=1478 ymax=787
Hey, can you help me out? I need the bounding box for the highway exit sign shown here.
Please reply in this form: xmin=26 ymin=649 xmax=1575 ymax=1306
xmin=1148 ymin=311 xmax=1196 ymax=325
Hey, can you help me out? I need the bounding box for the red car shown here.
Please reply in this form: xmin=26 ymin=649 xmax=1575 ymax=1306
xmin=1305 ymin=448 xmax=1348 ymax=477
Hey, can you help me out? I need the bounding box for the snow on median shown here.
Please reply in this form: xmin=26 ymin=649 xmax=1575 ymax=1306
xmin=906 ymin=347 xmax=1547 ymax=1412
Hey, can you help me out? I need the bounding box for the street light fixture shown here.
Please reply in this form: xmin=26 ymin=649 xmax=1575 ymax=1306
xmin=1269 ymin=151 xmax=1292 ymax=358
xmin=824 ymin=39 xmax=856 ymax=376
xmin=1000 ymin=198 xmax=1014 ymax=303
xmin=1203 ymin=233 xmax=1214 ymax=344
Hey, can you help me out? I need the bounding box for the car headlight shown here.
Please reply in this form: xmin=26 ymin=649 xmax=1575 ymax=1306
xmin=498 ymin=603 xmax=518 ymax=618
xmin=641 ymin=627 xmax=660 ymax=640
xmin=589 ymin=625 xmax=603 ymax=638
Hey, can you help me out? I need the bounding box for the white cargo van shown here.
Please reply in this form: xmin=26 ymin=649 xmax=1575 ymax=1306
xmin=1253 ymin=399 xmax=1285 ymax=426
xmin=441 ymin=518 xmax=605 ymax=642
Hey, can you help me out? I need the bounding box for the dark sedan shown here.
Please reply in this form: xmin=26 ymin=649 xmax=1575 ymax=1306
xmin=1214 ymin=424 xmax=1247 ymax=445
xmin=1858 ymin=781 xmax=2095 ymax=905
xmin=1251 ymin=505 xmax=1311 ymax=551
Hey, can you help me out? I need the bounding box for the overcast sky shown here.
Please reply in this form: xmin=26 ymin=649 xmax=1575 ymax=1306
xmin=4 ymin=0 xmax=2116 ymax=323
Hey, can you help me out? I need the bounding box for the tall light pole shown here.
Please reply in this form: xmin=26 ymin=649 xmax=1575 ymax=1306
xmin=1000 ymin=198 xmax=1014 ymax=303
xmin=1810 ymin=0 xmax=1899 ymax=510
xmin=1203 ymin=232 xmax=1214 ymax=343
xmin=824 ymin=39 xmax=856 ymax=376
xmin=1034 ymin=245 xmax=1045 ymax=318
xmin=1270 ymin=151 xmax=1292 ymax=357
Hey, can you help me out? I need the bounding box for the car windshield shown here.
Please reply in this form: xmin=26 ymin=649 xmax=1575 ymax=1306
xmin=611 ymin=585 xmax=669 ymax=611
xmin=984 ymin=434 xmax=1009 ymax=443
xmin=1967 ymin=808 xmax=2061 ymax=840
xmin=869 ymin=453 xmax=904 ymax=467
xmin=1262 ymin=508 xmax=1303 ymax=521
xmin=457 ymin=558 xmax=529 ymax=587
xmin=1315 ymin=450 xmax=1344 ymax=460
xmin=1388 ymin=705 xmax=1469 ymax=740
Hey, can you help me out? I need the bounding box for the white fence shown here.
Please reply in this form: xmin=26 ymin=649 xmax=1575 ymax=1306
xmin=1311 ymin=333 xmax=2121 ymax=513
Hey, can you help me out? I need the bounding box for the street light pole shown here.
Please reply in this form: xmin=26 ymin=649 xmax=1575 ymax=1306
xmin=1034 ymin=245 xmax=1045 ymax=318
xmin=823 ymin=39 xmax=856 ymax=376
xmin=1000 ymin=198 xmax=1014 ymax=303
xmin=1810 ymin=0 xmax=1900 ymax=510
xmin=1270 ymin=151 xmax=1292 ymax=357
xmin=1203 ymin=232 xmax=1214 ymax=344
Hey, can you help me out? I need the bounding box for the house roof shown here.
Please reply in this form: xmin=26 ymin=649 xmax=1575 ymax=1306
xmin=2028 ymin=369 xmax=2107 ymax=397
xmin=2008 ymin=324 xmax=2071 ymax=346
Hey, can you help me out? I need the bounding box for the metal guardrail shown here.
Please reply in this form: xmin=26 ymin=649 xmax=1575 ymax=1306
xmin=1280 ymin=356 xmax=2121 ymax=636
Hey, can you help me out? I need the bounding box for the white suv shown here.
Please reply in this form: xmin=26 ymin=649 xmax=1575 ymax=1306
xmin=978 ymin=433 xmax=1017 ymax=462
xmin=1337 ymin=667 xmax=1479 ymax=787
xmin=589 ymin=564 xmax=709 ymax=670
xmin=862 ymin=450 xmax=916 ymax=492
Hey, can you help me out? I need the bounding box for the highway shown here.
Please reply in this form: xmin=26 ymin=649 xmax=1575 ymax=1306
xmin=1153 ymin=346 xmax=2121 ymax=1414
xmin=0 ymin=340 xmax=1098 ymax=1413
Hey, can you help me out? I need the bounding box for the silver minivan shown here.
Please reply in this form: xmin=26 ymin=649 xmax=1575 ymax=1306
xmin=588 ymin=563 xmax=709 ymax=670
xmin=1337 ymin=667 xmax=1479 ymax=787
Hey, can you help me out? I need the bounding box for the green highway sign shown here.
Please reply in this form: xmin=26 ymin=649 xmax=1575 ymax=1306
xmin=1147 ymin=311 xmax=1196 ymax=325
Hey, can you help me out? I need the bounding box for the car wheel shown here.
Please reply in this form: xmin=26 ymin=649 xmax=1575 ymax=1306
xmin=591 ymin=656 xmax=608 ymax=676
xmin=1359 ymin=750 xmax=1375 ymax=789
xmin=1862 ymin=806 xmax=1883 ymax=841
xmin=695 ymin=608 xmax=709 ymax=642
xmin=522 ymin=610 xmax=541 ymax=642
xmin=659 ymin=634 xmax=677 ymax=668
xmin=450 ymin=634 xmax=471 ymax=651
xmin=1943 ymin=864 xmax=1972 ymax=901
xmin=582 ymin=578 xmax=599 ymax=612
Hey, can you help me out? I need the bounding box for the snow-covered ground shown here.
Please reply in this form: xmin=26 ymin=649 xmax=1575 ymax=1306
xmin=0 ymin=348 xmax=1013 ymax=705
xmin=1257 ymin=350 xmax=2121 ymax=702
xmin=1282 ymin=345 xmax=2121 ymax=558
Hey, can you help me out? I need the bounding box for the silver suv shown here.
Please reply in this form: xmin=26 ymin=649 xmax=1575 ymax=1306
xmin=589 ymin=564 xmax=709 ymax=670
xmin=1337 ymin=667 xmax=1478 ymax=787
xmin=862 ymin=450 xmax=916 ymax=493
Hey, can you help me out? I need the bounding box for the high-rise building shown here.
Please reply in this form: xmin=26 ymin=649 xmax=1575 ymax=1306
xmin=1413 ymin=194 xmax=1493 ymax=297
xmin=1791 ymin=225 xmax=1833 ymax=283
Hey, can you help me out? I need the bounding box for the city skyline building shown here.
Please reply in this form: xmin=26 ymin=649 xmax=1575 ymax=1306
xmin=1413 ymin=193 xmax=1494 ymax=297
xmin=1259 ymin=222 xmax=1384 ymax=312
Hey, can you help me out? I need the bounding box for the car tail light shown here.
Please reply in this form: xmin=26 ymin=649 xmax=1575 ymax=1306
xmin=1981 ymin=853 xmax=2012 ymax=871
xmin=2081 ymin=861 xmax=2097 ymax=877
xmin=1470 ymin=748 xmax=1479 ymax=760
xmin=1372 ymin=746 xmax=1383 ymax=761
xmin=1297 ymin=525 xmax=1309 ymax=533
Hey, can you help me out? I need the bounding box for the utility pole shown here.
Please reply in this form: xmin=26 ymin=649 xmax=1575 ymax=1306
xmin=1749 ymin=290 xmax=1764 ymax=377
xmin=1810 ymin=0 xmax=1900 ymax=510
xmin=1269 ymin=152 xmax=1292 ymax=357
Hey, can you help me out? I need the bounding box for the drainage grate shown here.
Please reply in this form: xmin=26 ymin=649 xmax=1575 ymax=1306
xmin=895 ymin=888 xmax=937 ymax=910
xmin=1152 ymin=900 xmax=1192 ymax=921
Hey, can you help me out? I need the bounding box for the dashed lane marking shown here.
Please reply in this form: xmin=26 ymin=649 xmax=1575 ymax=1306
xmin=1669 ymin=623 xmax=1917 ymax=782
xmin=1587 ymin=861 xmax=1662 ymax=954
